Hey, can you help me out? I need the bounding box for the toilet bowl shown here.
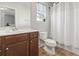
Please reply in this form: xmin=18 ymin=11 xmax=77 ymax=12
xmin=39 ymin=32 xmax=57 ymax=55
xmin=44 ymin=39 xmax=56 ymax=55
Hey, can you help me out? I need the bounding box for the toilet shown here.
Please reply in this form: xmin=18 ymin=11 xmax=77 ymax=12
xmin=39 ymin=32 xmax=57 ymax=55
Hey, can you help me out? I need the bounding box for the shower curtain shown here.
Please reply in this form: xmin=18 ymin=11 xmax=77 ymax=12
xmin=50 ymin=2 xmax=79 ymax=48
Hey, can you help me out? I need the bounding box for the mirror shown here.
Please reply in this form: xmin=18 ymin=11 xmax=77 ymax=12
xmin=0 ymin=7 xmax=15 ymax=27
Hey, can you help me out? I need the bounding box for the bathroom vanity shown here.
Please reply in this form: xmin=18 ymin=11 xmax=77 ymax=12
xmin=0 ymin=6 xmax=39 ymax=56
xmin=0 ymin=29 xmax=39 ymax=56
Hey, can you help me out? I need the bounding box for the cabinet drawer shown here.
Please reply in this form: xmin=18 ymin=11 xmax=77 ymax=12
xmin=5 ymin=34 xmax=28 ymax=45
xmin=30 ymin=32 xmax=39 ymax=39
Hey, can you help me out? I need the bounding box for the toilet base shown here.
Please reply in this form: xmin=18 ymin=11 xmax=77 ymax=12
xmin=43 ymin=46 xmax=55 ymax=55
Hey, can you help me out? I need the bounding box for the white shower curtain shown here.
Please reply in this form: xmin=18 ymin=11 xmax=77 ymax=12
xmin=50 ymin=2 xmax=79 ymax=48
xmin=51 ymin=3 xmax=66 ymax=45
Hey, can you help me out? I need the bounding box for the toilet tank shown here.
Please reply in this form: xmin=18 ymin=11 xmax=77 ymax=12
xmin=40 ymin=32 xmax=48 ymax=40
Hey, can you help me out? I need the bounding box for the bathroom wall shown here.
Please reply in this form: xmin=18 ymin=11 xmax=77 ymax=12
xmin=31 ymin=2 xmax=50 ymax=37
xmin=0 ymin=2 xmax=31 ymax=28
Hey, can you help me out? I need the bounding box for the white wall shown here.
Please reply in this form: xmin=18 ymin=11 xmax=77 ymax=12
xmin=0 ymin=2 xmax=31 ymax=28
xmin=31 ymin=2 xmax=50 ymax=38
xmin=30 ymin=3 xmax=37 ymax=30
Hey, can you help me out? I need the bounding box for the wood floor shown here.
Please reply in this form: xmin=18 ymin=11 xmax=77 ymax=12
xmin=39 ymin=47 xmax=78 ymax=56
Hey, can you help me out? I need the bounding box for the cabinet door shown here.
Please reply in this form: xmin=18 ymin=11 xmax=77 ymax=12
xmin=0 ymin=37 xmax=1 ymax=55
xmin=5 ymin=41 xmax=29 ymax=56
xmin=0 ymin=37 xmax=1 ymax=49
xmin=0 ymin=37 xmax=4 ymax=56
xmin=29 ymin=38 xmax=38 ymax=56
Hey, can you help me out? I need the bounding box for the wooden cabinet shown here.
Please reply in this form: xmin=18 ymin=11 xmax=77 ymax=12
xmin=0 ymin=32 xmax=39 ymax=56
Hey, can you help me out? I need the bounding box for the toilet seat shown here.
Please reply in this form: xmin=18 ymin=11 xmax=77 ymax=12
xmin=45 ymin=39 xmax=56 ymax=47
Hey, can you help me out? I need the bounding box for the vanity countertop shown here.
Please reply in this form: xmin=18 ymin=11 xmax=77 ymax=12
xmin=0 ymin=29 xmax=38 ymax=36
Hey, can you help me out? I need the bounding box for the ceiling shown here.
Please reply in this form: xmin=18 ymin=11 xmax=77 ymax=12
xmin=12 ymin=2 xmax=31 ymax=7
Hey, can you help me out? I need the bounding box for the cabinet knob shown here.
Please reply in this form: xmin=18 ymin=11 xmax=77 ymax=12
xmin=6 ymin=48 xmax=9 ymax=50
xmin=30 ymin=40 xmax=32 ymax=43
